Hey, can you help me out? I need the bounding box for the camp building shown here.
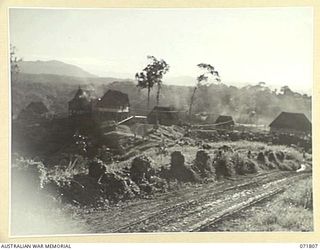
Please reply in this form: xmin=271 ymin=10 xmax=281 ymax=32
xmin=214 ymin=115 xmax=235 ymax=130
xmin=269 ymin=112 xmax=311 ymax=136
xmin=68 ymin=87 xmax=92 ymax=116
xmin=93 ymin=89 xmax=130 ymax=121
xmin=147 ymin=106 xmax=179 ymax=126
xmin=68 ymin=87 xmax=130 ymax=122
xmin=18 ymin=101 xmax=49 ymax=121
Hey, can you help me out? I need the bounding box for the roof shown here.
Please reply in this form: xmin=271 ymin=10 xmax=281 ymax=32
xmin=69 ymin=87 xmax=90 ymax=102
xmin=215 ymin=115 xmax=235 ymax=125
xmin=269 ymin=112 xmax=311 ymax=132
xmin=24 ymin=101 xmax=48 ymax=114
xmin=151 ymin=106 xmax=174 ymax=112
xmin=147 ymin=106 xmax=179 ymax=125
xmin=96 ymin=89 xmax=129 ymax=108
xmin=68 ymin=87 xmax=91 ymax=110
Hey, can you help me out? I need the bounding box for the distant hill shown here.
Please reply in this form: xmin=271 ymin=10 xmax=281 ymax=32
xmin=17 ymin=60 xmax=97 ymax=78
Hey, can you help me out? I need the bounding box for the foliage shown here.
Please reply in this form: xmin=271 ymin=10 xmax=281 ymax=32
xmin=12 ymin=74 xmax=311 ymax=125
xmin=10 ymin=45 xmax=22 ymax=82
xmin=189 ymin=63 xmax=220 ymax=119
xmin=135 ymin=56 xmax=169 ymax=109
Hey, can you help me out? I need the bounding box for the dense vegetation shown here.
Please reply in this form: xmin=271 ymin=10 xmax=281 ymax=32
xmin=12 ymin=73 xmax=311 ymax=125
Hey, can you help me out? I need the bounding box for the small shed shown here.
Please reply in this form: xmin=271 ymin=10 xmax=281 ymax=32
xmin=18 ymin=101 xmax=49 ymax=121
xmin=147 ymin=106 xmax=179 ymax=126
xmin=194 ymin=112 xmax=218 ymax=124
xmin=215 ymin=115 xmax=235 ymax=130
xmin=269 ymin=112 xmax=311 ymax=135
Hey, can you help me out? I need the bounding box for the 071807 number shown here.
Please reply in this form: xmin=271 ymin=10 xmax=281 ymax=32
xmin=300 ymin=244 xmax=318 ymax=248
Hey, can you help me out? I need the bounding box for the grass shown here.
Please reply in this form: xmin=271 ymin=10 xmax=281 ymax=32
xmin=212 ymin=177 xmax=313 ymax=232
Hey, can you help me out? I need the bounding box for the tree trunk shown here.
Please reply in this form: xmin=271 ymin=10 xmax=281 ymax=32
xmin=188 ymin=86 xmax=198 ymax=120
xmin=156 ymin=83 xmax=161 ymax=106
xmin=147 ymin=87 xmax=151 ymax=110
xmin=155 ymin=83 xmax=161 ymax=126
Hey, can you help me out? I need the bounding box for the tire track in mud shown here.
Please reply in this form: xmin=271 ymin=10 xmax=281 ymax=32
xmin=82 ymin=171 xmax=309 ymax=233
xmin=114 ymin=172 xmax=309 ymax=232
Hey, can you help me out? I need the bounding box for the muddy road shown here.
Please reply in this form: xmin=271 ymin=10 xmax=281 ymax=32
xmin=76 ymin=170 xmax=311 ymax=233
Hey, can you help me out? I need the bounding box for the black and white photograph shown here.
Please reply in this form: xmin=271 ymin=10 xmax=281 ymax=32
xmin=9 ymin=7 xmax=313 ymax=236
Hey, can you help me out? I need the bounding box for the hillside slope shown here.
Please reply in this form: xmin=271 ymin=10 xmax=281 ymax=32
xmin=17 ymin=60 xmax=97 ymax=78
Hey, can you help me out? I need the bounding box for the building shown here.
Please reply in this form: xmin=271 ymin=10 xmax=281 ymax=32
xmin=147 ymin=106 xmax=179 ymax=126
xmin=18 ymin=101 xmax=49 ymax=121
xmin=194 ymin=112 xmax=218 ymax=124
xmin=68 ymin=87 xmax=92 ymax=116
xmin=269 ymin=112 xmax=311 ymax=136
xmin=68 ymin=88 xmax=130 ymax=122
xmin=214 ymin=115 xmax=235 ymax=130
xmin=93 ymin=89 xmax=130 ymax=122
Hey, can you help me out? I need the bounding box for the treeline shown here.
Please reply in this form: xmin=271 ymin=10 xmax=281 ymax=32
xmin=12 ymin=73 xmax=311 ymax=125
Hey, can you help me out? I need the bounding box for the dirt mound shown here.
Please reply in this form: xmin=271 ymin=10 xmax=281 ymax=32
xmin=169 ymin=151 xmax=201 ymax=182
xmin=193 ymin=150 xmax=215 ymax=178
xmin=213 ymin=151 xmax=236 ymax=179
xmin=99 ymin=172 xmax=138 ymax=202
xmin=130 ymin=155 xmax=155 ymax=184
xmin=275 ymin=151 xmax=285 ymax=161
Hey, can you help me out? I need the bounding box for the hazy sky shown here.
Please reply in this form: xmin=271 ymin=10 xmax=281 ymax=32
xmin=9 ymin=8 xmax=313 ymax=93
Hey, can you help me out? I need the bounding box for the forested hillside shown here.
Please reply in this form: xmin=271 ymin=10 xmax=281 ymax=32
xmin=11 ymin=73 xmax=311 ymax=124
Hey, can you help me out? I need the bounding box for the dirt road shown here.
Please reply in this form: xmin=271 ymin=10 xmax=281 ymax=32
xmin=77 ymin=170 xmax=311 ymax=233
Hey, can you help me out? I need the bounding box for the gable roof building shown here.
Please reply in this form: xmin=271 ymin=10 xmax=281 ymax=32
xmin=269 ymin=112 xmax=311 ymax=135
xmin=94 ymin=89 xmax=129 ymax=112
xmin=68 ymin=87 xmax=92 ymax=115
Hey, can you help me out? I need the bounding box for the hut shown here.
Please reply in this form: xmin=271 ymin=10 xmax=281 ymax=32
xmin=68 ymin=87 xmax=92 ymax=116
xmin=18 ymin=101 xmax=49 ymax=121
xmin=194 ymin=112 xmax=218 ymax=124
xmin=93 ymin=89 xmax=130 ymax=121
xmin=269 ymin=112 xmax=311 ymax=136
xmin=147 ymin=106 xmax=179 ymax=126
xmin=215 ymin=115 xmax=235 ymax=130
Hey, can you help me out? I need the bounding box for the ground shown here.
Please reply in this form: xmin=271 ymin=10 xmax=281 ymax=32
xmin=10 ymin=125 xmax=313 ymax=235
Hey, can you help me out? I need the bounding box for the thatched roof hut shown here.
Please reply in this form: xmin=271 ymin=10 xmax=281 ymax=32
xmin=18 ymin=101 xmax=49 ymax=120
xmin=215 ymin=115 xmax=235 ymax=129
xmin=147 ymin=106 xmax=179 ymax=126
xmin=269 ymin=112 xmax=311 ymax=135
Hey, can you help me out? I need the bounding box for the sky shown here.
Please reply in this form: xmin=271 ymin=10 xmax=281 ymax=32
xmin=9 ymin=7 xmax=313 ymax=93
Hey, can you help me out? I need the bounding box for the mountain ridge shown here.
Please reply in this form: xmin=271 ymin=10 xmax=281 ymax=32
xmin=17 ymin=60 xmax=98 ymax=78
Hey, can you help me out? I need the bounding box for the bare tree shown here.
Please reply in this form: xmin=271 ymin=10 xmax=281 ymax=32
xmin=135 ymin=56 xmax=169 ymax=110
xmin=188 ymin=63 xmax=220 ymax=120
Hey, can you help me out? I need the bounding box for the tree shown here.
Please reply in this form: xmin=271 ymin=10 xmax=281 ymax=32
xmin=188 ymin=63 xmax=220 ymax=119
xmin=135 ymin=56 xmax=169 ymax=109
xmin=280 ymin=85 xmax=294 ymax=96
xmin=10 ymin=45 xmax=22 ymax=82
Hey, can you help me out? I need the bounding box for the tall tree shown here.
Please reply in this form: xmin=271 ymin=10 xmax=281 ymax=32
xmin=188 ymin=63 xmax=220 ymax=119
xmin=135 ymin=55 xmax=169 ymax=109
xmin=10 ymin=45 xmax=22 ymax=82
